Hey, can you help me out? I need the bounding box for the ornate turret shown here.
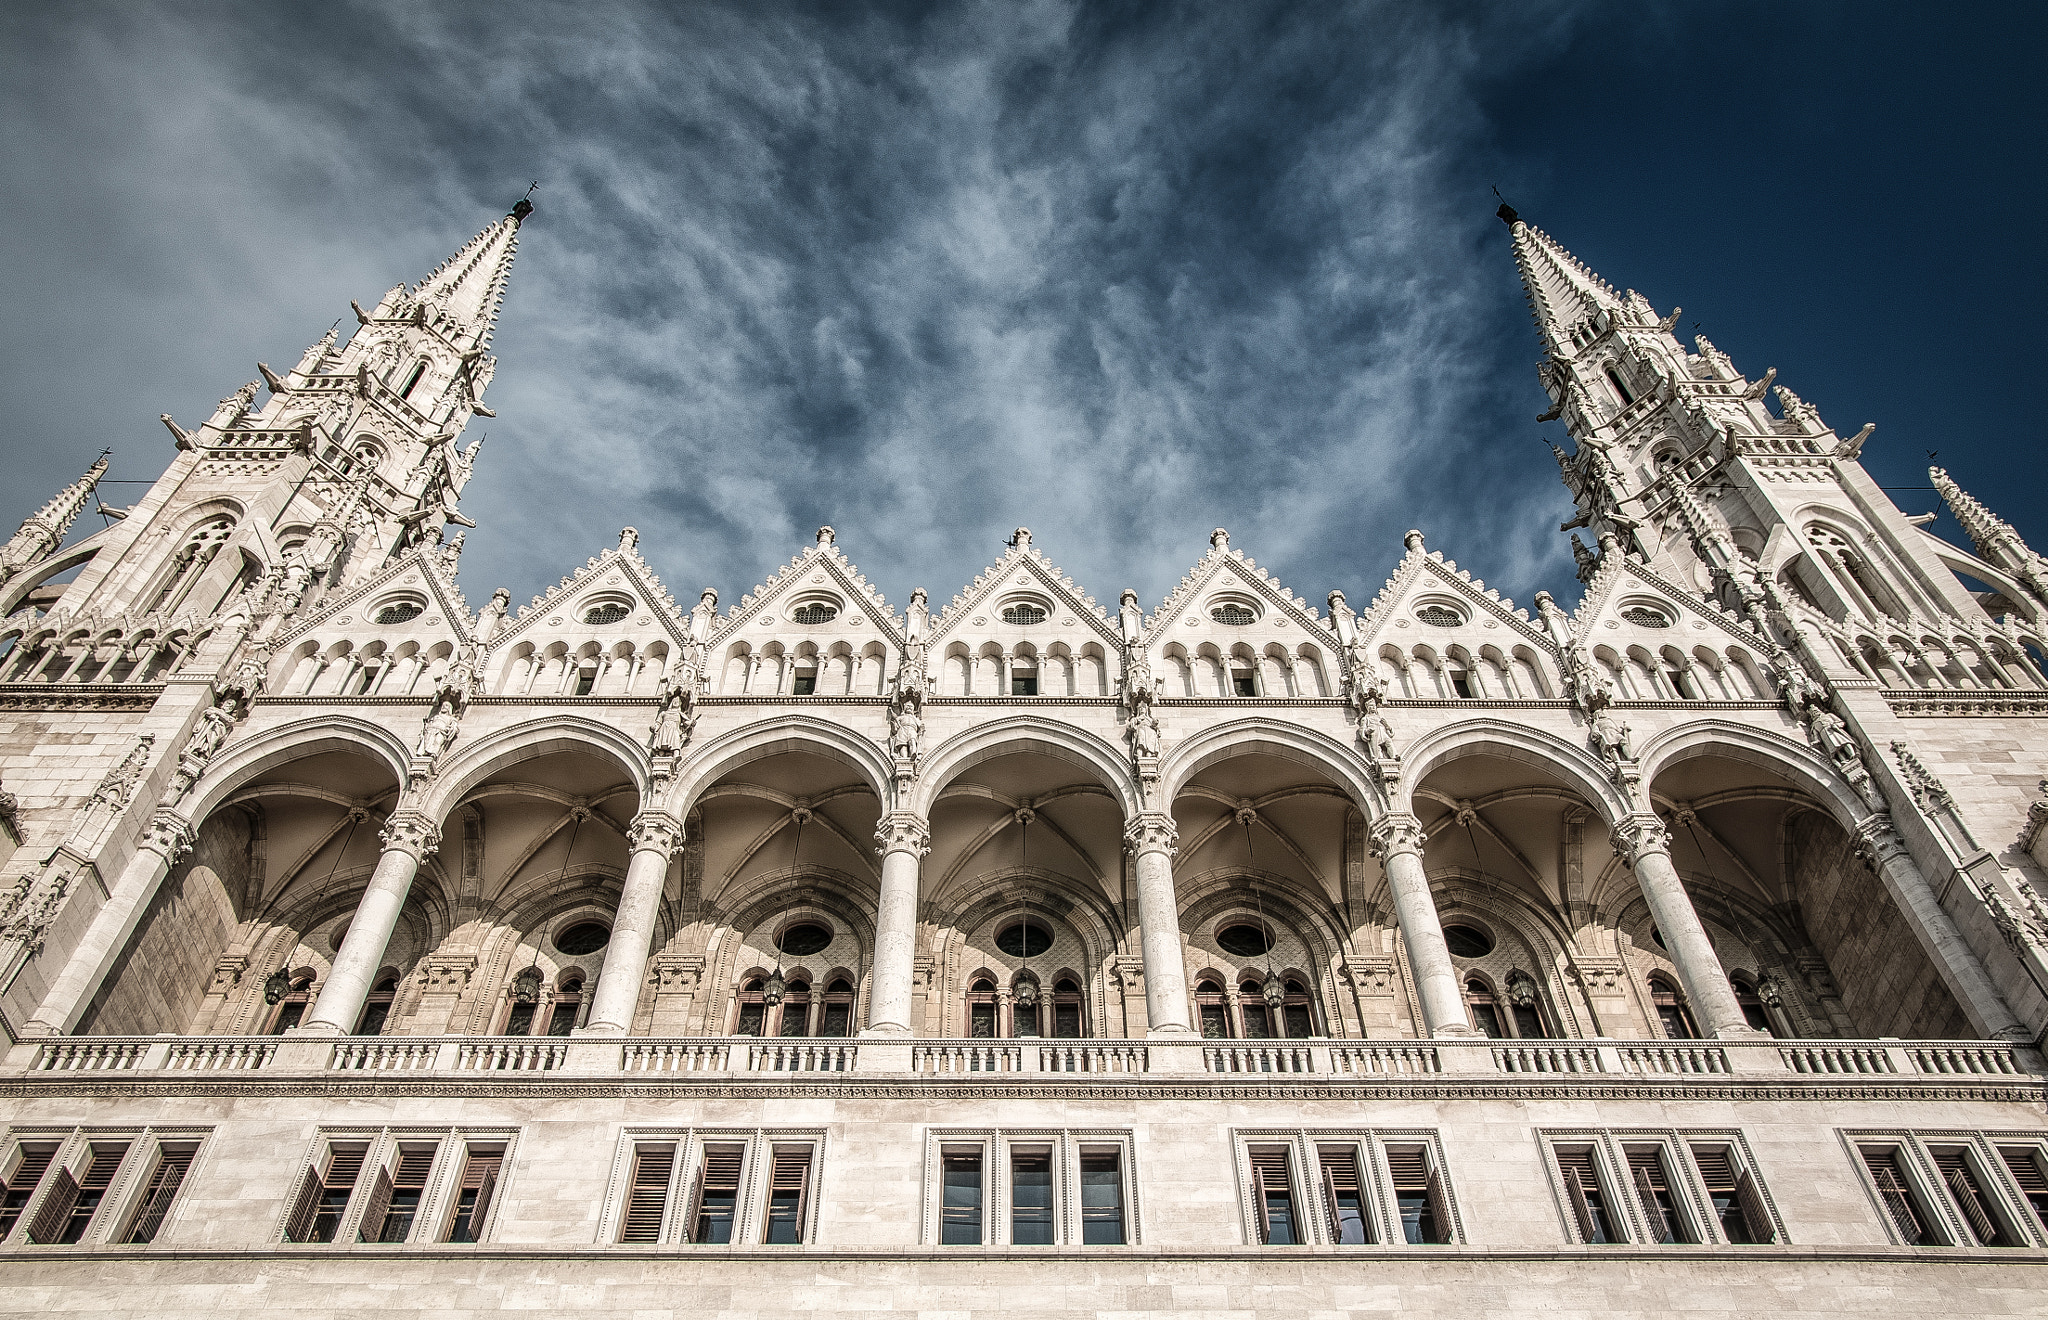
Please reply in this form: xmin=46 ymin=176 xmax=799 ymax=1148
xmin=0 ymin=454 xmax=107 ymax=584
xmin=1932 ymin=466 xmax=2048 ymax=608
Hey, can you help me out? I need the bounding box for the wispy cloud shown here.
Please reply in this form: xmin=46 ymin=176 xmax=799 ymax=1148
xmin=2 ymin=0 xmax=1589 ymax=619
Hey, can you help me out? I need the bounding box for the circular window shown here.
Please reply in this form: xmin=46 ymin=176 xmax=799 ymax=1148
xmin=1620 ymin=606 xmax=1671 ymax=628
xmin=995 ymin=920 xmax=1053 ymax=957
xmin=1443 ymin=925 xmax=1494 ymax=958
xmin=1002 ymin=603 xmax=1047 ymax=626
xmin=375 ymin=601 xmax=424 ymax=625
xmin=1415 ymin=605 xmax=1463 ymax=628
xmin=584 ymin=602 xmax=631 ymax=625
xmin=1210 ymin=603 xmax=1256 ymax=625
xmin=793 ymin=603 xmax=837 ymax=625
xmin=1216 ymin=923 xmax=1272 ymax=957
xmin=555 ymin=922 xmax=611 ymax=955
xmin=776 ymin=923 xmax=833 ymax=956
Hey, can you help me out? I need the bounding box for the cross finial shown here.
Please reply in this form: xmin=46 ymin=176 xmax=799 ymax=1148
xmin=525 ymin=180 xmax=539 ymax=200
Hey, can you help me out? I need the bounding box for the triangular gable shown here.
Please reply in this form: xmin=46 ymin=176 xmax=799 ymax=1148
xmin=1569 ymin=551 xmax=1773 ymax=655
xmin=927 ymin=530 xmax=1117 ymax=650
xmin=494 ymin=535 xmax=693 ymax=652
xmin=274 ymin=544 xmax=473 ymax=647
xmin=1140 ymin=531 xmax=1327 ymax=647
xmin=706 ymin=531 xmax=904 ymax=652
xmin=1343 ymin=535 xmax=1552 ymax=654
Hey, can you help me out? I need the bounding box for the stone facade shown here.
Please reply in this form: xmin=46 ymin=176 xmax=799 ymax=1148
xmin=0 ymin=200 xmax=2043 ymax=1314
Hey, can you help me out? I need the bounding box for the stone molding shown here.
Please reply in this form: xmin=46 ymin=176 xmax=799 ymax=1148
xmin=626 ymin=810 xmax=684 ymax=855
xmin=1122 ymin=812 xmax=1177 ymax=857
xmin=874 ymin=812 xmax=931 ymax=858
xmin=378 ymin=811 xmax=441 ymax=860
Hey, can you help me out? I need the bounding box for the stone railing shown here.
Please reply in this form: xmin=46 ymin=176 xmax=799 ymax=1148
xmin=8 ymin=1035 xmax=2038 ymax=1084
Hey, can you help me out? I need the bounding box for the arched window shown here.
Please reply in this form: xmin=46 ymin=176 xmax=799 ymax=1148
xmin=818 ymin=978 xmax=855 ymax=1038
xmin=1002 ymin=604 xmax=1046 ymax=625
xmin=1604 ymin=366 xmax=1634 ymax=406
xmin=1239 ymin=980 xmax=1273 ymax=1039
xmin=1649 ymin=975 xmax=1697 ymax=1039
xmin=547 ymin=977 xmax=584 ymax=1036
xmin=793 ymin=603 xmax=837 ymax=625
xmin=398 ymin=360 xmax=428 ymax=399
xmin=1465 ymin=979 xmax=1505 ymax=1038
xmin=777 ymin=981 xmax=812 ymax=1038
xmin=1052 ymin=978 xmax=1084 ymax=1039
xmin=1280 ymin=979 xmax=1314 ymax=1038
xmin=146 ymin=516 xmax=236 ymax=615
xmin=267 ymin=974 xmax=313 ymax=1034
xmin=355 ymin=974 xmax=398 ymax=1036
xmin=1210 ymin=604 xmax=1255 ymax=626
xmin=1195 ymin=980 xmax=1231 ymax=1039
xmin=734 ymin=979 xmax=767 ymax=1036
xmin=1731 ymin=977 xmax=1776 ymax=1036
xmin=967 ymin=978 xmax=998 ymax=1038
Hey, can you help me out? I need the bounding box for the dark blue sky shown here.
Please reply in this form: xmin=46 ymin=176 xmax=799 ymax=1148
xmin=1 ymin=1 xmax=2039 ymax=619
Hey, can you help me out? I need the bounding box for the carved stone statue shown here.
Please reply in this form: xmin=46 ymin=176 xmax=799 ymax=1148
xmin=1589 ymin=710 xmax=1634 ymax=770
xmin=1361 ymin=712 xmax=1399 ymax=765
xmin=1806 ymin=707 xmax=1860 ymax=769
xmin=649 ymin=675 xmax=694 ymax=757
xmin=415 ymin=702 xmax=462 ymax=764
xmin=887 ymin=703 xmax=924 ymax=763
xmin=1125 ymin=710 xmax=1161 ymax=760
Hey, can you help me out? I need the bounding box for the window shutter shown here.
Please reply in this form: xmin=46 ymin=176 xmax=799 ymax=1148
xmin=283 ymin=1166 xmax=323 ymax=1243
xmin=1247 ymin=1147 xmax=1287 ymax=1243
xmin=620 ymin=1149 xmax=673 ymax=1244
xmin=125 ymin=1147 xmax=195 ymax=1244
xmin=1936 ymin=1155 xmax=1999 ymax=1246
xmin=1864 ymin=1155 xmax=1923 ymax=1244
xmin=1316 ymin=1146 xmax=1362 ymax=1244
xmin=464 ymin=1160 xmax=501 ymax=1243
xmin=357 ymin=1166 xmax=395 ymax=1243
xmin=679 ymin=1169 xmax=704 ymax=1244
xmin=26 ymin=1168 xmax=80 ymax=1244
xmin=1627 ymin=1150 xmax=1674 ymax=1242
xmin=1423 ymin=1166 xmax=1452 ymax=1245
xmin=2000 ymin=1147 xmax=2047 ymax=1195
xmin=770 ymin=1147 xmax=812 ymax=1241
xmin=394 ymin=1147 xmax=437 ymax=1187
xmin=1733 ymin=1169 xmax=1775 ymax=1244
xmin=1555 ymin=1151 xmax=1598 ymax=1244
xmin=1320 ymin=1165 xmax=1341 ymax=1243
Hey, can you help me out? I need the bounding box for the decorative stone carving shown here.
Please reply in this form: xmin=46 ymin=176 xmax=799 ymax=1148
xmin=378 ymin=812 xmax=441 ymax=860
xmin=1123 ymin=812 xmax=1178 ymax=859
xmin=1608 ymin=814 xmax=1671 ymax=868
xmin=1367 ymin=813 xmax=1425 ymax=860
xmin=90 ymin=735 xmax=155 ymax=811
xmin=627 ymin=811 xmax=684 ymax=856
xmin=875 ymin=813 xmax=932 ymax=859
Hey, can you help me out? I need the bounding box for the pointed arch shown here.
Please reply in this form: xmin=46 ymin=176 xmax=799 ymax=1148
xmin=908 ymin=717 xmax=1140 ymax=821
xmin=1156 ymin=717 xmax=1379 ymax=812
xmin=667 ymin=715 xmax=893 ymax=819
xmin=415 ymin=714 xmax=651 ymax=822
xmin=1394 ymin=718 xmax=1630 ymax=824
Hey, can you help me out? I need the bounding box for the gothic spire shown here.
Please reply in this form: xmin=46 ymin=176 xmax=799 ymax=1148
xmin=1931 ymin=466 xmax=2048 ymax=605
xmin=1504 ymin=212 xmax=1626 ymax=355
xmin=0 ymin=453 xmax=108 ymax=582
xmin=407 ymin=197 xmax=533 ymax=350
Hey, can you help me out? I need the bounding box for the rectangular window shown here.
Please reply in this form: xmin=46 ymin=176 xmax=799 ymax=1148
xmin=1010 ymin=1148 xmax=1055 ymax=1245
xmin=792 ymin=673 xmax=816 ymax=695
xmin=735 ymin=1002 xmax=765 ymax=1036
xmin=1232 ymin=671 xmax=1258 ymax=697
xmin=1241 ymin=1001 xmax=1272 ymax=1039
xmin=1011 ymin=675 xmax=1037 ymax=696
xmin=618 ymin=1144 xmax=675 ymax=1244
xmin=1317 ymin=1144 xmax=1371 ymax=1244
xmin=285 ymin=1142 xmax=367 ymax=1244
xmin=1930 ymin=1147 xmax=2015 ymax=1247
xmin=504 ymin=1002 xmax=536 ymax=1036
xmin=1470 ymin=1001 xmax=1504 ymax=1037
xmin=123 ymin=1144 xmax=197 ymax=1245
xmin=0 ymin=1144 xmax=58 ymax=1239
xmin=1998 ymin=1145 xmax=2048 ymax=1236
xmin=1555 ymin=1146 xmax=1622 ymax=1244
xmin=1860 ymin=1147 xmax=1940 ymax=1246
xmin=1078 ymin=1149 xmax=1125 ymax=1245
xmin=1387 ymin=1145 xmax=1450 ymax=1245
xmin=444 ymin=1146 xmax=503 ymax=1244
xmin=689 ymin=1143 xmax=745 ymax=1245
xmin=762 ymin=1145 xmax=813 ymax=1245
xmin=1625 ymin=1146 xmax=1692 ymax=1244
xmin=1054 ymin=1001 xmax=1081 ymax=1038
xmin=573 ymin=668 xmax=596 ymax=696
xmin=1688 ymin=1144 xmax=1772 ymax=1244
xmin=1248 ymin=1145 xmax=1297 ymax=1245
xmin=1199 ymin=1003 xmax=1230 ymax=1038
xmin=1511 ymin=1004 xmax=1546 ymax=1038
xmin=940 ymin=1150 xmax=984 ymax=1245
xmin=362 ymin=1144 xmax=438 ymax=1243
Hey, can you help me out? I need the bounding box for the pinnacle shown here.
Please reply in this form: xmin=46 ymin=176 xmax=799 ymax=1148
xmin=1510 ymin=221 xmax=1626 ymax=353
xmin=409 ymin=204 xmax=528 ymax=348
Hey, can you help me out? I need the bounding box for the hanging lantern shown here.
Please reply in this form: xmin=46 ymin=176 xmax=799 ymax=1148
xmin=262 ymin=969 xmax=293 ymax=1005
xmin=1755 ymin=976 xmax=1785 ymax=1008
xmin=1260 ymin=977 xmax=1286 ymax=1008
xmin=1506 ymin=969 xmax=1539 ymax=1007
xmin=762 ymin=968 xmax=787 ymax=1006
xmin=1014 ymin=980 xmax=1040 ymax=1008
xmin=511 ymin=969 xmax=543 ymax=1004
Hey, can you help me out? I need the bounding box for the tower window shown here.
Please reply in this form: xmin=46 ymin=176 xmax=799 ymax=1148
xmin=1248 ymin=1145 xmax=1297 ymax=1244
xmin=1231 ymin=669 xmax=1258 ymax=697
xmin=1079 ymin=1149 xmax=1125 ymax=1244
xmin=1447 ymin=667 xmax=1474 ymax=698
xmin=1002 ymin=604 xmax=1046 ymax=625
xmin=1555 ymin=1146 xmax=1621 ymax=1244
xmin=690 ymin=1144 xmax=745 ymax=1244
xmin=1387 ymin=1144 xmax=1450 ymax=1244
xmin=398 ymin=361 xmax=428 ymax=399
xmin=1604 ymin=367 xmax=1634 ymax=406
xmin=1011 ymin=672 xmax=1038 ymax=696
xmin=763 ymin=1145 xmax=814 ymax=1244
xmin=1318 ymin=1145 xmax=1372 ymax=1244
xmin=1466 ymin=979 xmax=1505 ymax=1038
xmin=1690 ymin=1144 xmax=1772 ymax=1244
xmin=792 ymin=669 xmax=816 ymax=695
xmin=1625 ymin=1146 xmax=1692 ymax=1243
xmin=1010 ymin=1149 xmax=1054 ymax=1244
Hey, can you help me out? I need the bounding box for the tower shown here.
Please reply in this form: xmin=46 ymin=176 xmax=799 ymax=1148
xmin=11 ymin=200 xmax=530 ymax=641
xmin=1503 ymin=205 xmax=2040 ymax=692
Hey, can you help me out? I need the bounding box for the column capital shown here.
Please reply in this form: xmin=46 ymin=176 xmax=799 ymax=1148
xmin=1609 ymin=813 xmax=1671 ymax=867
xmin=627 ymin=810 xmax=685 ymax=855
xmin=874 ymin=811 xmax=931 ymax=858
xmin=138 ymin=809 xmax=196 ymax=862
xmin=378 ymin=811 xmax=441 ymax=860
xmin=1366 ymin=812 xmax=1424 ymax=860
xmin=1123 ymin=811 xmax=1178 ymax=858
xmin=1852 ymin=813 xmax=1910 ymax=868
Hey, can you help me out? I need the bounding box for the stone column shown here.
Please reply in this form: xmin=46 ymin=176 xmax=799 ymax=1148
xmin=1611 ymin=814 xmax=1756 ymax=1038
xmin=1125 ymin=813 xmax=1194 ymax=1036
xmin=581 ymin=811 xmax=682 ymax=1035
xmin=864 ymin=812 xmax=930 ymax=1037
xmin=1369 ymin=814 xmax=1475 ymax=1037
xmin=24 ymin=810 xmax=194 ymax=1036
xmin=1855 ymin=816 xmax=2027 ymax=1041
xmin=300 ymin=812 xmax=439 ymax=1035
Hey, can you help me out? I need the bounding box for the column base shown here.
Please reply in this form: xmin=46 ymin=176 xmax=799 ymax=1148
xmin=1144 ymin=1025 xmax=1199 ymax=1039
xmin=858 ymin=1023 xmax=913 ymax=1039
xmin=1711 ymin=1024 xmax=1774 ymax=1041
xmin=283 ymin=1022 xmax=345 ymax=1038
xmin=572 ymin=1022 xmax=627 ymax=1038
xmin=1430 ymin=1024 xmax=1482 ymax=1038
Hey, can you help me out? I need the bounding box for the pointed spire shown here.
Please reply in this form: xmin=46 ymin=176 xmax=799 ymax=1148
xmin=0 ymin=453 xmax=107 ymax=581
xmin=1506 ymin=216 xmax=1626 ymax=354
xmin=1931 ymin=466 xmax=2048 ymax=608
xmin=408 ymin=198 xmax=532 ymax=349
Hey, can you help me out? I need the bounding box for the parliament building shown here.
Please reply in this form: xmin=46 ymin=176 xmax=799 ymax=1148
xmin=0 ymin=196 xmax=2043 ymax=1314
